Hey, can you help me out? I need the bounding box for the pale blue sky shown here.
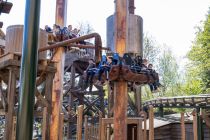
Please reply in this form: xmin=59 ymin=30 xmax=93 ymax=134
xmin=1 ymin=0 xmax=209 ymax=59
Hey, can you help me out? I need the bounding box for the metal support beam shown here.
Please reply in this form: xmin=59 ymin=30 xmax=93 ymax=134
xmin=16 ymin=0 xmax=41 ymax=139
xmin=50 ymin=0 xmax=67 ymax=140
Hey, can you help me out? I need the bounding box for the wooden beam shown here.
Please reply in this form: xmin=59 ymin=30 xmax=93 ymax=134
xmin=137 ymin=119 xmax=143 ymax=140
xmin=84 ymin=115 xmax=88 ymax=140
xmin=59 ymin=113 xmax=64 ymax=140
xmin=76 ymin=105 xmax=83 ymax=140
xmin=43 ymin=73 xmax=54 ymax=140
xmin=149 ymin=106 xmax=154 ymax=140
xmin=42 ymin=107 xmax=47 ymax=140
xmin=50 ymin=0 xmax=67 ymax=140
xmin=114 ymin=81 xmax=128 ymax=140
xmin=4 ymin=68 xmax=16 ymax=140
xmin=192 ymin=109 xmax=198 ymax=140
xmin=181 ymin=112 xmax=185 ymax=140
xmin=134 ymin=84 xmax=142 ymax=115
xmin=114 ymin=0 xmax=128 ymax=139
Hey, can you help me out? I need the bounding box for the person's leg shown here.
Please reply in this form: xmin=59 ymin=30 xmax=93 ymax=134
xmin=149 ymin=84 xmax=154 ymax=91
xmin=89 ymin=71 xmax=95 ymax=92
xmin=98 ymin=69 xmax=104 ymax=81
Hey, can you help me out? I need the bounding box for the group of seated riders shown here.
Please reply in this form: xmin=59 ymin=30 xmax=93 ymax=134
xmin=45 ymin=24 xmax=86 ymax=44
xmin=84 ymin=53 xmax=162 ymax=92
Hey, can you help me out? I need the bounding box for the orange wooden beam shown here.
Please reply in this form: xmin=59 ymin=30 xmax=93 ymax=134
xmin=50 ymin=0 xmax=67 ymax=140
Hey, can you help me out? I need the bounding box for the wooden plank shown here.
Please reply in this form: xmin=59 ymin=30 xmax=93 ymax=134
xmin=193 ymin=109 xmax=198 ymax=140
xmin=0 ymin=53 xmax=15 ymax=64
xmin=135 ymin=84 xmax=142 ymax=115
xmin=137 ymin=119 xmax=143 ymax=140
xmin=42 ymin=107 xmax=47 ymax=140
xmin=4 ymin=68 xmax=16 ymax=140
xmin=181 ymin=112 xmax=186 ymax=140
xmin=12 ymin=116 xmax=16 ymax=140
xmin=76 ymin=105 xmax=83 ymax=140
xmin=50 ymin=0 xmax=67 ymax=139
xmin=84 ymin=116 xmax=88 ymax=140
xmin=59 ymin=113 xmax=64 ymax=140
xmin=139 ymin=111 xmax=147 ymax=140
xmin=149 ymin=106 xmax=154 ymax=140
xmin=101 ymin=119 xmax=105 ymax=140
xmin=44 ymin=72 xmax=54 ymax=140
xmin=98 ymin=112 xmax=102 ymax=140
xmin=114 ymin=0 xmax=128 ymax=139
xmin=114 ymin=81 xmax=128 ymax=140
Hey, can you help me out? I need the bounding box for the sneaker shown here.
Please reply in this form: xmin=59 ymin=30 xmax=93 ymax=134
xmin=95 ymin=80 xmax=103 ymax=86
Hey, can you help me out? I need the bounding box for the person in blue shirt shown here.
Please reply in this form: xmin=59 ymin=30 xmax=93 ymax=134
xmin=95 ymin=55 xmax=111 ymax=86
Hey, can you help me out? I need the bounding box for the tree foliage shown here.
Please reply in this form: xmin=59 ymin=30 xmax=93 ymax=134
xmin=143 ymin=33 xmax=160 ymax=65
xmin=158 ymin=45 xmax=180 ymax=96
xmin=187 ymin=8 xmax=210 ymax=92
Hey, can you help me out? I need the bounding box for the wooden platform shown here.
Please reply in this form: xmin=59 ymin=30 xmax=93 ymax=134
xmin=0 ymin=53 xmax=56 ymax=73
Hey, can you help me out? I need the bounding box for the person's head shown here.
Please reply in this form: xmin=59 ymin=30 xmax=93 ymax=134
xmin=107 ymin=56 xmax=113 ymax=63
xmin=45 ymin=25 xmax=49 ymax=29
xmin=68 ymin=25 xmax=72 ymax=31
xmin=142 ymin=59 xmax=148 ymax=65
xmin=148 ymin=63 xmax=153 ymax=69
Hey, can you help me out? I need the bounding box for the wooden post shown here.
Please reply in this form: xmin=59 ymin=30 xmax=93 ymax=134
xmin=114 ymin=81 xmax=128 ymax=140
xmin=59 ymin=113 xmax=64 ymax=140
xmin=98 ymin=112 xmax=102 ymax=140
xmin=193 ymin=109 xmax=198 ymax=140
xmin=67 ymin=64 xmax=76 ymax=139
xmin=50 ymin=0 xmax=67 ymax=140
xmin=114 ymin=0 xmax=128 ymax=139
xmin=135 ymin=84 xmax=142 ymax=115
xmin=101 ymin=119 xmax=105 ymax=140
xmin=44 ymin=73 xmax=54 ymax=140
xmin=42 ymin=107 xmax=47 ymax=140
xmin=76 ymin=105 xmax=84 ymax=140
xmin=149 ymin=106 xmax=154 ymax=140
xmin=143 ymin=113 xmax=147 ymax=140
xmin=12 ymin=116 xmax=17 ymax=140
xmin=140 ymin=111 xmax=147 ymax=140
xmin=4 ymin=68 xmax=16 ymax=140
xmin=181 ymin=112 xmax=185 ymax=140
xmin=84 ymin=115 xmax=88 ymax=140
xmin=108 ymin=83 xmax=114 ymax=117
xmin=137 ymin=119 xmax=143 ymax=140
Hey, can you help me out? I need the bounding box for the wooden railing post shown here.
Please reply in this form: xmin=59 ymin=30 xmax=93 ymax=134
xmin=76 ymin=105 xmax=84 ymax=140
xmin=149 ymin=106 xmax=154 ymax=140
xmin=181 ymin=112 xmax=185 ymax=140
xmin=193 ymin=109 xmax=198 ymax=140
xmin=59 ymin=113 xmax=64 ymax=140
xmin=84 ymin=115 xmax=88 ymax=140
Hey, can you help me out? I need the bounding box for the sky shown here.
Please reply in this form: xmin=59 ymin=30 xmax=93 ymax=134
xmin=1 ymin=0 xmax=209 ymax=60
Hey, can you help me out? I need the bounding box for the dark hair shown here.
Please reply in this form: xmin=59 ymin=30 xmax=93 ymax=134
xmin=148 ymin=63 xmax=153 ymax=67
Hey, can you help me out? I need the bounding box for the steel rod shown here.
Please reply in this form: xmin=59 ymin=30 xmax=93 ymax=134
xmin=16 ymin=0 xmax=41 ymax=139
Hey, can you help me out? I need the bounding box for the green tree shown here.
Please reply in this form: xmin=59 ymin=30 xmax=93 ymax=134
xmin=158 ymin=45 xmax=180 ymax=96
xmin=143 ymin=33 xmax=160 ymax=65
xmin=187 ymin=8 xmax=210 ymax=92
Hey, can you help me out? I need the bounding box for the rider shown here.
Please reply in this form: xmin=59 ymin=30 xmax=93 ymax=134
xmin=148 ymin=63 xmax=161 ymax=92
xmin=95 ymin=55 xmax=111 ymax=86
xmin=84 ymin=58 xmax=97 ymax=91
